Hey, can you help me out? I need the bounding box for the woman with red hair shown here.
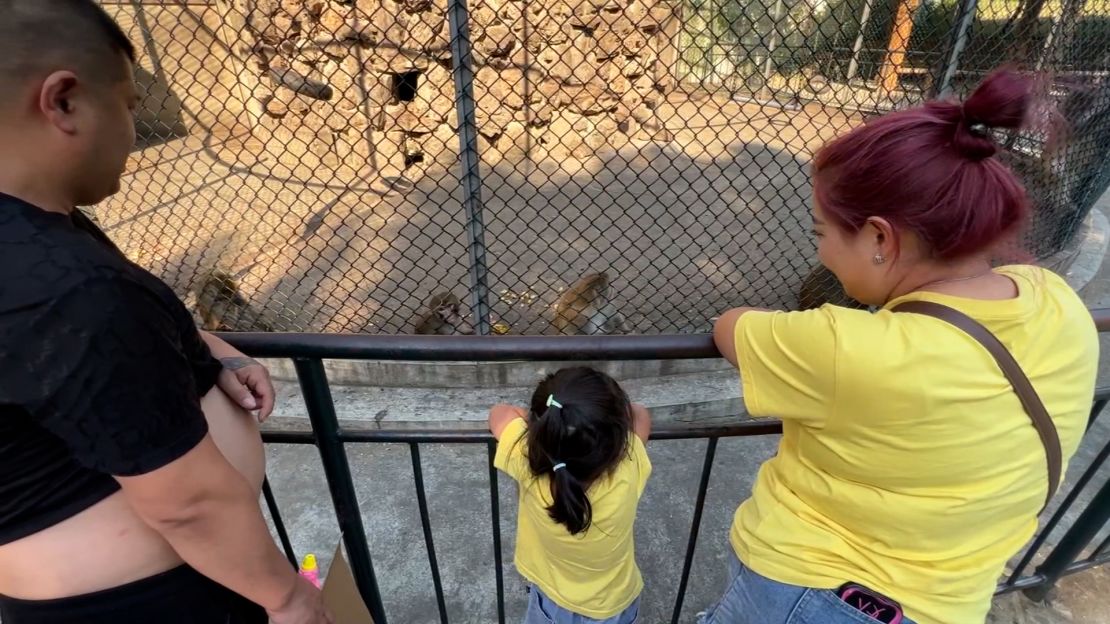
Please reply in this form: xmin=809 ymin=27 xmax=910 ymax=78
xmin=705 ymin=70 xmax=1099 ymax=624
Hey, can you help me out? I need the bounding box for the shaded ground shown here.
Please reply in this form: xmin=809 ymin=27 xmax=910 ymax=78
xmin=94 ymin=95 xmax=860 ymax=334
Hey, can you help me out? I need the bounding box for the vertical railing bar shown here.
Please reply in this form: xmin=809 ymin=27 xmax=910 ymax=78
xmin=447 ymin=0 xmax=492 ymax=336
xmin=1093 ymin=531 xmax=1110 ymax=559
xmin=410 ymin=443 xmax=450 ymax=624
xmin=1087 ymin=398 xmax=1108 ymax=432
xmin=1008 ymin=432 xmax=1110 ymax=583
xmin=670 ymin=437 xmax=719 ymax=624
xmin=487 ymin=441 xmax=506 ymax=624
xmin=1024 ymin=474 xmax=1110 ymax=601
xmin=262 ymin=476 xmax=298 ymax=569
xmin=293 ymin=358 xmax=388 ymax=624
xmin=936 ymin=0 xmax=978 ymax=98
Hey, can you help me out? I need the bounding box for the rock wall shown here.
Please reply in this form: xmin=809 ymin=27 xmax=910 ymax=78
xmin=103 ymin=3 xmax=250 ymax=141
xmin=216 ymin=0 xmax=681 ymax=177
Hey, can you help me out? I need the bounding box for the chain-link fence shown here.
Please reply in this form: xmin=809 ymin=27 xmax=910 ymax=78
xmin=94 ymin=0 xmax=1110 ymax=335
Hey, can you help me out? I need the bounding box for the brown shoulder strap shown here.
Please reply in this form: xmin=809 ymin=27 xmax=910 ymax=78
xmin=893 ymin=300 xmax=1061 ymax=510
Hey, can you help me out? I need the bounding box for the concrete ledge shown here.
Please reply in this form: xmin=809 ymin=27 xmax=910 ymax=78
xmin=262 ymin=356 xmax=732 ymax=388
xmin=264 ymin=368 xmax=745 ymax=430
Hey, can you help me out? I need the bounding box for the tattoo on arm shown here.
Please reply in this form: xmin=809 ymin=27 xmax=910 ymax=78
xmin=220 ymin=357 xmax=261 ymax=371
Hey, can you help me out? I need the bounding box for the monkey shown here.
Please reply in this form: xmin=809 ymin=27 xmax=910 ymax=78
xmin=193 ymin=270 xmax=275 ymax=332
xmin=796 ymin=264 xmax=865 ymax=310
xmin=414 ymin=292 xmax=475 ymax=335
xmin=552 ymin=272 xmax=632 ymax=335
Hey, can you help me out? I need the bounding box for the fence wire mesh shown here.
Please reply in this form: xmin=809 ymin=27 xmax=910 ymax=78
xmin=95 ymin=0 xmax=1110 ymax=335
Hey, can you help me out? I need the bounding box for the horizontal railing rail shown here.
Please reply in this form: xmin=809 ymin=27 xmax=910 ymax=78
xmin=226 ymin=307 xmax=1110 ymax=624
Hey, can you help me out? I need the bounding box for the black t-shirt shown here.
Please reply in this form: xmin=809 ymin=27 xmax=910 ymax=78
xmin=0 ymin=193 xmax=223 ymax=544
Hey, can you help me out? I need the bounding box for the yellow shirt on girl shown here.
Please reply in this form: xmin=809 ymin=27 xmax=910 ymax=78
xmin=494 ymin=417 xmax=652 ymax=619
xmin=730 ymin=265 xmax=1098 ymax=624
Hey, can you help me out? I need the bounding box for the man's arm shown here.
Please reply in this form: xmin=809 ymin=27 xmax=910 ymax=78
xmin=117 ymin=436 xmax=327 ymax=622
xmin=9 ymin=280 xmax=326 ymax=622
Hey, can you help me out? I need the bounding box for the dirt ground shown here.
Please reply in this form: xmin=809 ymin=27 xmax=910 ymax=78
xmin=94 ymin=92 xmax=861 ymax=334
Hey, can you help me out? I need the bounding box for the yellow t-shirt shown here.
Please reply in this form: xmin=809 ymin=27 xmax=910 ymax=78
xmin=730 ymin=265 xmax=1098 ymax=624
xmin=494 ymin=417 xmax=651 ymax=618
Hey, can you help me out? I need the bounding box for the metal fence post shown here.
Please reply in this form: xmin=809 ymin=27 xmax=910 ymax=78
xmin=845 ymin=0 xmax=876 ymax=82
xmin=447 ymin=0 xmax=492 ymax=336
xmin=1024 ymin=475 xmax=1110 ymax=602
xmin=936 ymin=0 xmax=978 ymax=98
xmin=293 ymin=358 xmax=388 ymax=624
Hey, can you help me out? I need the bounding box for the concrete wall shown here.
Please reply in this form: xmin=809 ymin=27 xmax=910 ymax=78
xmin=102 ymin=2 xmax=250 ymax=142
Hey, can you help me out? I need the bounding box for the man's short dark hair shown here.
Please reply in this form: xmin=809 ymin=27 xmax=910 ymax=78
xmin=0 ymin=0 xmax=136 ymax=101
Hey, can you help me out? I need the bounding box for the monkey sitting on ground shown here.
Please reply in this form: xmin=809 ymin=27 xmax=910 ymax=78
xmin=552 ymin=272 xmax=632 ymax=335
xmin=414 ymin=292 xmax=475 ymax=335
xmin=193 ymin=270 xmax=275 ymax=332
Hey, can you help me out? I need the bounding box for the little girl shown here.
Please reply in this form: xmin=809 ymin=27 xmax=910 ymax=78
xmin=489 ymin=367 xmax=652 ymax=624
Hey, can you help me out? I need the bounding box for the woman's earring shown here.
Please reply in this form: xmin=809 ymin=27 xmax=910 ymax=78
xmin=873 ymin=253 xmax=885 ymax=265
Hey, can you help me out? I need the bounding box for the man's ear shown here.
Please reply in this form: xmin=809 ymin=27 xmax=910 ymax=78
xmin=38 ymin=70 xmax=81 ymax=135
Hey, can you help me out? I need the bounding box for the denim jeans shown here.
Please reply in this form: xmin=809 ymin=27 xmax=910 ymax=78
xmin=699 ymin=550 xmax=916 ymax=624
xmin=524 ymin=586 xmax=640 ymax=624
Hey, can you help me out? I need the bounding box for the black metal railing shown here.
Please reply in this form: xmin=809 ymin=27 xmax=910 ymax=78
xmin=225 ymin=308 xmax=1110 ymax=623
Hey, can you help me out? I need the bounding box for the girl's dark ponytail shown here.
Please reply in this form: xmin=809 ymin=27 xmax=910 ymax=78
xmin=531 ymin=401 xmax=594 ymax=534
xmin=525 ymin=368 xmax=632 ymax=536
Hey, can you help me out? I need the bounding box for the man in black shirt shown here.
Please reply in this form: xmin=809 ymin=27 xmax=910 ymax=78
xmin=0 ymin=2 xmax=331 ymax=623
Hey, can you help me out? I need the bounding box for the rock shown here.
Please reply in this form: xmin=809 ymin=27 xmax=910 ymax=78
xmin=488 ymin=78 xmax=524 ymax=108
xmin=255 ymin=0 xmax=280 ymax=15
xmin=595 ymin=32 xmax=622 ymax=59
xmin=288 ymin=95 xmax=312 ymax=115
xmin=624 ymin=1 xmax=647 ymax=24
xmin=402 ymin=0 xmax=433 ymax=12
xmin=318 ymin=7 xmax=347 ymax=32
xmin=472 ymin=5 xmax=498 ymax=26
xmin=584 ymin=129 xmax=607 ymax=150
xmin=595 ymin=115 xmax=618 ymax=135
xmin=569 ymin=85 xmax=619 ymax=115
xmin=647 ymin=4 xmax=672 ymax=28
xmin=623 ymin=58 xmax=647 ymax=78
xmin=281 ymin=0 xmax=305 ymax=16
xmin=367 ymin=51 xmax=428 ymax=73
xmin=569 ymin=4 xmax=600 ymax=29
xmin=630 ymin=103 xmax=654 ymax=123
xmin=537 ymin=79 xmax=562 ymax=99
xmin=475 ymin=23 xmax=515 ymax=57
xmin=609 ymin=75 xmax=631 ymax=95
xmin=476 ymin=105 xmax=514 ymax=136
xmin=395 ymin=109 xmax=441 ymax=133
xmin=502 ymin=120 xmax=527 ymax=145
xmin=632 ymin=73 xmax=654 ymax=95
xmin=408 ymin=15 xmax=448 ymax=51
xmin=336 ymin=18 xmax=379 ymax=43
xmin=264 ymin=97 xmax=289 ymax=118
xmin=524 ymin=103 xmax=554 ymax=126
xmin=273 ymin=11 xmax=300 ymax=36
xmin=623 ymin=32 xmax=647 ymax=55
xmin=600 ymin=16 xmax=636 ymax=37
